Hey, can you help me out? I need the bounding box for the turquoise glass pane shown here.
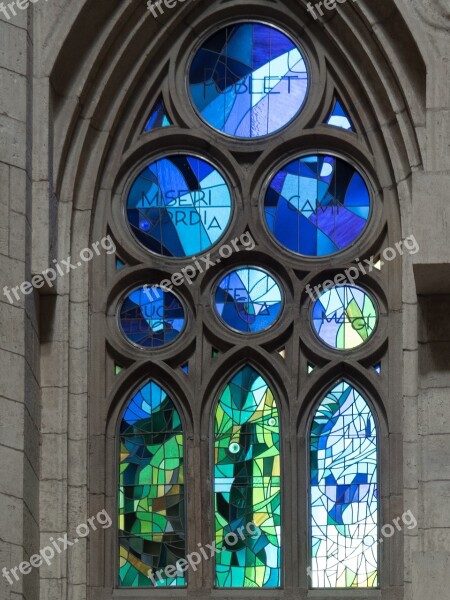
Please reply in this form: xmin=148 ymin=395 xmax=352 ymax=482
xmin=214 ymin=366 xmax=281 ymax=587
xmin=310 ymin=381 xmax=378 ymax=587
xmin=119 ymin=285 xmax=185 ymax=348
xmin=126 ymin=155 xmax=233 ymax=257
xmin=214 ymin=267 xmax=283 ymax=333
xmin=264 ymin=154 xmax=371 ymax=257
xmin=312 ymin=285 xmax=378 ymax=350
xmin=189 ymin=22 xmax=308 ymax=138
xmin=119 ymin=381 xmax=186 ymax=587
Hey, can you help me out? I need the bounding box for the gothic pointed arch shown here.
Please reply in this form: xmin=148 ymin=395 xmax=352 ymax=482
xmin=40 ymin=1 xmax=427 ymax=597
xmin=309 ymin=380 xmax=378 ymax=588
xmin=213 ymin=364 xmax=282 ymax=587
xmin=118 ymin=379 xmax=187 ymax=587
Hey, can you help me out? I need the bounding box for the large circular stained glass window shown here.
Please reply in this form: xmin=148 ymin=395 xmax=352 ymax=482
xmin=126 ymin=155 xmax=233 ymax=257
xmin=188 ymin=22 xmax=309 ymax=139
xmin=119 ymin=285 xmax=186 ymax=348
xmin=214 ymin=267 xmax=283 ymax=333
xmin=264 ymin=154 xmax=371 ymax=257
xmin=311 ymin=285 xmax=378 ymax=350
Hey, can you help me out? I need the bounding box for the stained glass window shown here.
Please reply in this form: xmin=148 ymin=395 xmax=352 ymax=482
xmin=119 ymin=380 xmax=186 ymax=587
xmin=189 ymin=22 xmax=308 ymax=139
xmin=264 ymin=154 xmax=371 ymax=257
xmin=119 ymin=285 xmax=186 ymax=348
xmin=126 ymin=155 xmax=233 ymax=257
xmin=214 ymin=267 xmax=283 ymax=334
xmin=144 ymin=98 xmax=172 ymax=131
xmin=310 ymin=381 xmax=378 ymax=587
xmin=114 ymin=11 xmax=389 ymax=592
xmin=325 ymin=98 xmax=354 ymax=131
xmin=214 ymin=365 xmax=281 ymax=588
xmin=311 ymin=285 xmax=378 ymax=350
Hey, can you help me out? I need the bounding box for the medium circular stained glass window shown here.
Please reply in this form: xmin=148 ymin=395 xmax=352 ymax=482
xmin=119 ymin=285 xmax=186 ymax=348
xmin=126 ymin=155 xmax=233 ymax=257
xmin=264 ymin=154 xmax=371 ymax=257
xmin=311 ymin=285 xmax=378 ymax=350
xmin=214 ymin=267 xmax=283 ymax=334
xmin=188 ymin=22 xmax=309 ymax=139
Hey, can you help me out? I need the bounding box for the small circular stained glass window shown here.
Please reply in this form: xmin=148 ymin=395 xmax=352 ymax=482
xmin=119 ymin=285 xmax=186 ymax=348
xmin=214 ymin=267 xmax=283 ymax=334
xmin=188 ymin=22 xmax=309 ymax=139
xmin=264 ymin=154 xmax=371 ymax=257
xmin=126 ymin=155 xmax=233 ymax=258
xmin=311 ymin=285 xmax=378 ymax=350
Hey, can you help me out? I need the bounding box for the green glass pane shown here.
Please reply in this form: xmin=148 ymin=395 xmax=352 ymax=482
xmin=214 ymin=365 xmax=281 ymax=588
xmin=119 ymin=381 xmax=186 ymax=587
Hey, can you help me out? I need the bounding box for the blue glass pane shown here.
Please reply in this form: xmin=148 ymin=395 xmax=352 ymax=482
xmin=144 ymin=98 xmax=172 ymax=132
xmin=215 ymin=267 xmax=283 ymax=333
xmin=326 ymin=98 xmax=354 ymax=131
xmin=311 ymin=285 xmax=378 ymax=350
xmin=119 ymin=286 xmax=185 ymax=348
xmin=310 ymin=381 xmax=378 ymax=587
xmin=126 ymin=155 xmax=233 ymax=257
xmin=189 ymin=22 xmax=309 ymax=139
xmin=264 ymin=154 xmax=371 ymax=257
xmin=116 ymin=258 xmax=125 ymax=270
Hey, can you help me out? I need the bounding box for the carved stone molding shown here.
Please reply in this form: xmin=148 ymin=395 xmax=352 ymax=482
xmin=409 ymin=0 xmax=450 ymax=31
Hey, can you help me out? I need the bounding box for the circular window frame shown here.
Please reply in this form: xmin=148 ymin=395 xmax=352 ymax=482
xmin=259 ymin=149 xmax=376 ymax=261
xmin=116 ymin=283 xmax=189 ymax=351
xmin=185 ymin=18 xmax=312 ymax=142
xmin=211 ymin=264 xmax=286 ymax=336
xmin=122 ymin=150 xmax=236 ymax=261
xmin=308 ymin=282 xmax=381 ymax=354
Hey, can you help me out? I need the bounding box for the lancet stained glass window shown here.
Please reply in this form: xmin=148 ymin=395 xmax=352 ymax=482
xmin=189 ymin=22 xmax=309 ymax=139
xmin=264 ymin=154 xmax=371 ymax=257
xmin=126 ymin=155 xmax=233 ymax=257
xmin=214 ymin=267 xmax=283 ymax=334
xmin=310 ymin=381 xmax=378 ymax=587
xmin=119 ymin=285 xmax=186 ymax=348
xmin=312 ymin=285 xmax=378 ymax=350
xmin=119 ymin=381 xmax=186 ymax=587
xmin=214 ymin=365 xmax=281 ymax=588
